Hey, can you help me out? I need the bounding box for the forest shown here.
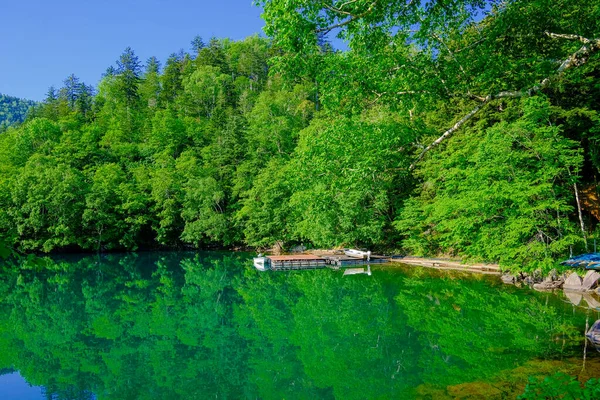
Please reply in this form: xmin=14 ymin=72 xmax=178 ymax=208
xmin=0 ymin=94 xmax=36 ymax=131
xmin=1 ymin=0 xmax=600 ymax=271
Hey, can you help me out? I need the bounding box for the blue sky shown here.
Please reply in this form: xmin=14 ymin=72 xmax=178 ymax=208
xmin=0 ymin=0 xmax=265 ymax=101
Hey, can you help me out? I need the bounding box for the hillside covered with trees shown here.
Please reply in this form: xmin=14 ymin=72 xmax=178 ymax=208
xmin=0 ymin=0 xmax=599 ymax=271
xmin=0 ymin=94 xmax=36 ymax=130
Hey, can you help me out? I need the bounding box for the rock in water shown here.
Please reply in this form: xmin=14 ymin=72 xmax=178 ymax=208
xmin=586 ymin=319 xmax=600 ymax=345
xmin=582 ymin=270 xmax=600 ymax=291
xmin=564 ymin=291 xmax=583 ymax=306
xmin=533 ymin=280 xmax=563 ymax=290
xmin=583 ymin=293 xmax=600 ymax=309
xmin=523 ymin=276 xmax=535 ymax=285
xmin=563 ymin=272 xmax=583 ymax=291
xmin=533 ymin=270 xmax=566 ymax=290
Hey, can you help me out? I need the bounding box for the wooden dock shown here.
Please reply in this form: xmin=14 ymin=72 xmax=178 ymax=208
xmin=266 ymin=255 xmax=327 ymax=270
xmin=257 ymin=253 xmax=501 ymax=275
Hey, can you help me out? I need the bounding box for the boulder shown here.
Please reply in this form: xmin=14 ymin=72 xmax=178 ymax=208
xmin=586 ymin=319 xmax=600 ymax=345
xmin=290 ymin=244 xmax=307 ymax=253
xmin=523 ymin=276 xmax=535 ymax=286
xmin=501 ymin=274 xmax=516 ymax=284
xmin=563 ymin=272 xmax=583 ymax=291
xmin=582 ymin=270 xmax=600 ymax=291
xmin=534 ymin=271 xmax=566 ymax=291
xmin=564 ymin=290 xmax=583 ymax=306
xmin=518 ymin=272 xmax=529 ymax=282
xmin=533 ymin=280 xmax=563 ymax=290
xmin=583 ymin=293 xmax=600 ymax=309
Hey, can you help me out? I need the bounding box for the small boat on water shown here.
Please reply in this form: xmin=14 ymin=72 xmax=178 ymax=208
xmin=253 ymin=255 xmax=269 ymax=271
xmin=344 ymin=249 xmax=371 ymax=260
xmin=561 ymin=253 xmax=600 ymax=270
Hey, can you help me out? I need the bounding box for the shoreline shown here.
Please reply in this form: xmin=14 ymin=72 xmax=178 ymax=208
xmin=303 ymin=250 xmax=503 ymax=275
xmin=389 ymin=256 xmax=502 ymax=275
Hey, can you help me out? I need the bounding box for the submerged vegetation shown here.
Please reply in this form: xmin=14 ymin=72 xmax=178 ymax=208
xmin=1 ymin=0 xmax=600 ymax=271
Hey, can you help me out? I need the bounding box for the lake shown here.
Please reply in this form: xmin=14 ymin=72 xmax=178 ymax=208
xmin=0 ymin=252 xmax=598 ymax=399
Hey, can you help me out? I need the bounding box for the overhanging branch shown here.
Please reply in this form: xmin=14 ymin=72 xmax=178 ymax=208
xmin=317 ymin=1 xmax=377 ymax=34
xmin=410 ymin=33 xmax=600 ymax=170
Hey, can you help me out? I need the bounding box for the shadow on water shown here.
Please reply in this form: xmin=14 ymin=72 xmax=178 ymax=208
xmin=0 ymin=253 xmax=597 ymax=399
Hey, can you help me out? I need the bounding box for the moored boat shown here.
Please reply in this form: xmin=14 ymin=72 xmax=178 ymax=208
xmin=344 ymin=249 xmax=371 ymax=260
xmin=253 ymin=256 xmax=270 ymax=271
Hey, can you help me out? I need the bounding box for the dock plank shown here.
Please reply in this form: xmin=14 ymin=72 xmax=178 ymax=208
xmin=267 ymin=255 xmax=324 ymax=261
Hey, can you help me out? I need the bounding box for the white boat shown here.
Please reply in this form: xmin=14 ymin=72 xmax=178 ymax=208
xmin=253 ymin=256 xmax=270 ymax=271
xmin=344 ymin=249 xmax=371 ymax=260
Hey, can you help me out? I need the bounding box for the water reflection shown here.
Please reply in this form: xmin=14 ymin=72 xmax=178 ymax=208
xmin=0 ymin=253 xmax=596 ymax=399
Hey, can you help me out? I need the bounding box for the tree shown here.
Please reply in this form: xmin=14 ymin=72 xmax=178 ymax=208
xmin=61 ymin=74 xmax=81 ymax=108
xmin=191 ymin=35 xmax=205 ymax=54
xmin=0 ymin=94 xmax=36 ymax=129
xmin=288 ymin=111 xmax=414 ymax=247
xmin=196 ymin=37 xmax=230 ymax=74
xmin=5 ymin=155 xmax=87 ymax=251
xmin=115 ymin=47 xmax=142 ymax=106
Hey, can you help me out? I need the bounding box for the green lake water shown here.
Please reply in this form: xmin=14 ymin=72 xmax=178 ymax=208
xmin=0 ymin=252 xmax=599 ymax=399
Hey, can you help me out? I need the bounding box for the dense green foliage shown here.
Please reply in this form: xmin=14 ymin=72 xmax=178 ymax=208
xmin=0 ymin=94 xmax=36 ymax=130
xmin=0 ymin=253 xmax=593 ymax=398
xmin=397 ymin=98 xmax=583 ymax=270
xmin=1 ymin=0 xmax=600 ymax=270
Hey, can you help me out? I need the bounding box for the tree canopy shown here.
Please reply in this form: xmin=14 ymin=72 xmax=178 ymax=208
xmin=0 ymin=93 xmax=36 ymax=130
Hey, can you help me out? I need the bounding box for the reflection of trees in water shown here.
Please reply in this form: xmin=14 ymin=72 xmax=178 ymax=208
xmin=395 ymin=269 xmax=590 ymax=391
xmin=236 ymin=268 xmax=420 ymax=399
xmin=0 ymin=253 xmax=250 ymax=399
xmin=0 ymin=257 xmax=590 ymax=399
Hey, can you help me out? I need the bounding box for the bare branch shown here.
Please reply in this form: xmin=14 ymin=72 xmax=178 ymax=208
xmin=454 ymin=38 xmax=485 ymax=53
xmin=410 ymin=33 xmax=600 ymax=170
xmin=410 ymin=98 xmax=490 ymax=170
xmin=317 ymin=1 xmax=377 ymax=34
xmin=398 ymin=90 xmax=430 ymax=95
xmin=545 ymin=31 xmax=592 ymax=44
xmin=336 ymin=0 xmax=359 ymax=10
xmin=324 ymin=3 xmax=354 ymax=17
xmin=465 ymin=92 xmax=487 ymax=102
xmin=367 ymin=90 xmax=385 ymax=106
xmin=430 ymin=31 xmax=468 ymax=78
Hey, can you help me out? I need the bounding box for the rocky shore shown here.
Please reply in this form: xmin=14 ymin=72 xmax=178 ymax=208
xmin=388 ymin=255 xmax=600 ymax=307
xmin=501 ymin=269 xmax=600 ymax=292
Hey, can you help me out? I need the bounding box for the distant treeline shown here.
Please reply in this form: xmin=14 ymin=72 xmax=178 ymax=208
xmin=1 ymin=0 xmax=600 ymax=271
xmin=0 ymin=94 xmax=36 ymax=130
